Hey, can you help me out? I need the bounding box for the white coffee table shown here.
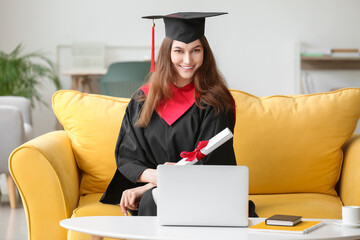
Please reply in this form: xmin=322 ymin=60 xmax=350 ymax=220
xmin=60 ymin=216 xmax=360 ymax=240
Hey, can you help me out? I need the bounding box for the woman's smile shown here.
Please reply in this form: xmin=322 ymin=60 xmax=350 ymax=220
xmin=179 ymin=65 xmax=194 ymax=70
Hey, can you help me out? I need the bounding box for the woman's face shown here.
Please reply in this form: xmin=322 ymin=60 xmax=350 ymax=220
xmin=170 ymin=39 xmax=204 ymax=87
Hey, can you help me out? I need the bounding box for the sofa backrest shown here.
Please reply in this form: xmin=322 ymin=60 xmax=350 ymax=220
xmin=232 ymin=88 xmax=360 ymax=196
xmin=53 ymin=88 xmax=360 ymax=196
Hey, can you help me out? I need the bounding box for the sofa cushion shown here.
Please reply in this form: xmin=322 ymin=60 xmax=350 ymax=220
xmin=73 ymin=193 xmax=342 ymax=219
xmin=68 ymin=193 xmax=126 ymax=240
xmin=72 ymin=193 xmax=124 ymax=217
xmin=249 ymin=193 xmax=343 ymax=218
xmin=53 ymin=90 xmax=130 ymax=195
xmin=232 ymin=88 xmax=360 ymax=196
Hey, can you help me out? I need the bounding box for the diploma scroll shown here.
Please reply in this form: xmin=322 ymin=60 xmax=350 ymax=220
xmin=176 ymin=127 xmax=234 ymax=165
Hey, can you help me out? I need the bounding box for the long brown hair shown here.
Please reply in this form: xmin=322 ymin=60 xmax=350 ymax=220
xmin=136 ymin=36 xmax=234 ymax=127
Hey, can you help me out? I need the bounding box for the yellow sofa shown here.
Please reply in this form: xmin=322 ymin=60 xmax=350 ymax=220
xmin=9 ymin=88 xmax=360 ymax=240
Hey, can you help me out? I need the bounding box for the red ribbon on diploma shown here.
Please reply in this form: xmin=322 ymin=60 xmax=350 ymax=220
xmin=180 ymin=140 xmax=209 ymax=162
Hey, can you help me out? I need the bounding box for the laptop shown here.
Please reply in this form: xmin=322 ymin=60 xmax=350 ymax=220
xmin=157 ymin=165 xmax=249 ymax=227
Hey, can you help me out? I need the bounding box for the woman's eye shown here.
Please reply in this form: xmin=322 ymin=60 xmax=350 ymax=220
xmin=174 ymin=50 xmax=183 ymax=53
xmin=193 ymin=49 xmax=201 ymax=53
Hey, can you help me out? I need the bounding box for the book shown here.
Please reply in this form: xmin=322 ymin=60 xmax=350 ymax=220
xmin=331 ymin=53 xmax=360 ymax=58
xmin=301 ymin=53 xmax=326 ymax=57
xmin=332 ymin=48 xmax=359 ymax=53
xmin=331 ymin=48 xmax=360 ymax=58
xmin=265 ymin=214 xmax=302 ymax=226
xmin=301 ymin=47 xmax=331 ymax=57
xmin=176 ymin=128 xmax=233 ymax=165
xmin=249 ymin=220 xmax=324 ymax=234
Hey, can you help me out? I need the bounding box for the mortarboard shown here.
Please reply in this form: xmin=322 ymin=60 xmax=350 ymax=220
xmin=142 ymin=12 xmax=228 ymax=72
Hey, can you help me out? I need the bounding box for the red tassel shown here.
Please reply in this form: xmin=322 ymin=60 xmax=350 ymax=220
xmin=151 ymin=20 xmax=155 ymax=72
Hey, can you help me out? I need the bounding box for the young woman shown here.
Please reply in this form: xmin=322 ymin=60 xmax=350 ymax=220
xmin=101 ymin=12 xmax=257 ymax=217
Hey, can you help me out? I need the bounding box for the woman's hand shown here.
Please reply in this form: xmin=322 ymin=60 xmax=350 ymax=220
xmin=137 ymin=168 xmax=157 ymax=185
xmin=122 ymin=162 xmax=176 ymax=215
xmin=164 ymin=162 xmax=176 ymax=165
xmin=137 ymin=163 xmax=175 ymax=185
xmin=120 ymin=183 xmax=155 ymax=216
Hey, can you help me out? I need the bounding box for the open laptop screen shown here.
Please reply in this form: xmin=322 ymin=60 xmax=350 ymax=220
xmin=157 ymin=165 xmax=249 ymax=227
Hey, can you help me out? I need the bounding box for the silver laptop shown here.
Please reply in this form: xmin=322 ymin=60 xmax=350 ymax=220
xmin=157 ymin=165 xmax=249 ymax=227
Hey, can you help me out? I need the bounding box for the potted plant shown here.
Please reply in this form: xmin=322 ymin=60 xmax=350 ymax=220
xmin=0 ymin=44 xmax=61 ymax=107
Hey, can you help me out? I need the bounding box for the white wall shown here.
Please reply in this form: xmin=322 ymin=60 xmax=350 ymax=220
xmin=1 ymin=0 xmax=360 ymax=138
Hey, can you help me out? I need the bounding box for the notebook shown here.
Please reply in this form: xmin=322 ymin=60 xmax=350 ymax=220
xmin=249 ymin=221 xmax=324 ymax=234
xmin=157 ymin=165 xmax=249 ymax=227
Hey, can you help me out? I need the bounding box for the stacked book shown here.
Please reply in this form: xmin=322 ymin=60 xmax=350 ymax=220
xmin=249 ymin=214 xmax=325 ymax=234
xmin=331 ymin=49 xmax=360 ymax=58
xmin=301 ymin=47 xmax=331 ymax=57
xmin=265 ymin=214 xmax=302 ymax=226
xmin=301 ymin=47 xmax=360 ymax=58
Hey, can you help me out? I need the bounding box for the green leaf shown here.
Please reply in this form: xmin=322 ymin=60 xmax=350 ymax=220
xmin=0 ymin=44 xmax=62 ymax=107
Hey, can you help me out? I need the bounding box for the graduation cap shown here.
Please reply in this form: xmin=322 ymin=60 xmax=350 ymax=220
xmin=142 ymin=12 xmax=228 ymax=72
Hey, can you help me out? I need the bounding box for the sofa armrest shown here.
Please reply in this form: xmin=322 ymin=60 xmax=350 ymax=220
xmin=9 ymin=130 xmax=79 ymax=240
xmin=339 ymin=134 xmax=360 ymax=206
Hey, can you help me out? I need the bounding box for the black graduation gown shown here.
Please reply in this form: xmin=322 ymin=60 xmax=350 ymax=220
xmin=100 ymin=89 xmax=257 ymax=216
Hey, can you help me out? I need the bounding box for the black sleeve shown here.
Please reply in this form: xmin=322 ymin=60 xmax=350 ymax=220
xmin=100 ymin=169 xmax=145 ymax=204
xmin=196 ymin=106 xmax=236 ymax=165
xmin=100 ymin=94 xmax=149 ymax=204
xmin=114 ymin=97 xmax=153 ymax=184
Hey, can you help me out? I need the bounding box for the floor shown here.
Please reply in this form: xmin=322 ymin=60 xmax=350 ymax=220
xmin=0 ymin=195 xmax=27 ymax=240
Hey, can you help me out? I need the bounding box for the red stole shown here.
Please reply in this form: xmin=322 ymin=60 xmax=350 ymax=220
xmin=141 ymin=83 xmax=195 ymax=126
